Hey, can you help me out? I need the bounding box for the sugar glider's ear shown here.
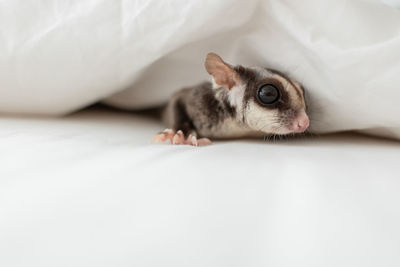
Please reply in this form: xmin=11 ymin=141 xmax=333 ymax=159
xmin=205 ymin=53 xmax=240 ymax=90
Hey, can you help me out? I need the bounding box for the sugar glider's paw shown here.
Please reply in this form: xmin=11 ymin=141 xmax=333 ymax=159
xmin=172 ymin=131 xmax=212 ymax=146
xmin=152 ymin=129 xmax=212 ymax=146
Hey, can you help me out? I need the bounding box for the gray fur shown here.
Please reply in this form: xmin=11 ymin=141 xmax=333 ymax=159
xmin=162 ymin=58 xmax=308 ymax=140
xmin=163 ymin=82 xmax=256 ymax=138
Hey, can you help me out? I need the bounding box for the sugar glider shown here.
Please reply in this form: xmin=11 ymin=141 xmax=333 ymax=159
xmin=153 ymin=53 xmax=309 ymax=146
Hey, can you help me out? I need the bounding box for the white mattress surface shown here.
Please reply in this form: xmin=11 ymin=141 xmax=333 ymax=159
xmin=1 ymin=108 xmax=400 ymax=267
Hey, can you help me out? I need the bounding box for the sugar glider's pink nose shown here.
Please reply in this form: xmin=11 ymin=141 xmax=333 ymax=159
xmin=290 ymin=111 xmax=310 ymax=133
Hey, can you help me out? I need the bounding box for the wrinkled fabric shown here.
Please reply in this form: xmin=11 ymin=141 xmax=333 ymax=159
xmin=0 ymin=0 xmax=400 ymax=138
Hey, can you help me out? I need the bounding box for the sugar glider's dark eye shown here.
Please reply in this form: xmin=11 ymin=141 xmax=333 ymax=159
xmin=257 ymin=84 xmax=280 ymax=105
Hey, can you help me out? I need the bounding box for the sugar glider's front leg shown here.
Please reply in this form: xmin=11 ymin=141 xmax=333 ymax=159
xmin=152 ymin=96 xmax=212 ymax=146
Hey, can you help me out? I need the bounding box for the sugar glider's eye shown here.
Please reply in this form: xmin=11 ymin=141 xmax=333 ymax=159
xmin=257 ymin=84 xmax=280 ymax=105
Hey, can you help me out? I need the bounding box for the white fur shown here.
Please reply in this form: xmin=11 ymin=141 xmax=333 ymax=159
xmin=210 ymin=77 xmax=219 ymax=90
xmin=211 ymin=76 xmax=245 ymax=112
xmin=244 ymin=100 xmax=290 ymax=134
xmin=227 ymin=84 xmax=245 ymax=111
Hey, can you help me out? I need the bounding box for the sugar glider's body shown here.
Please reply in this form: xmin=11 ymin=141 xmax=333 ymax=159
xmin=153 ymin=53 xmax=310 ymax=146
xmin=163 ymin=81 xmax=261 ymax=139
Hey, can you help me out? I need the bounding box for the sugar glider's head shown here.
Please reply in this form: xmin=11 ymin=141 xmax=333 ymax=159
xmin=205 ymin=52 xmax=309 ymax=135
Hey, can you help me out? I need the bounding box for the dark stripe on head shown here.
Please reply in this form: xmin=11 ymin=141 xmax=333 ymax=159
xmin=266 ymin=68 xmax=303 ymax=98
xmin=234 ymin=65 xmax=291 ymax=112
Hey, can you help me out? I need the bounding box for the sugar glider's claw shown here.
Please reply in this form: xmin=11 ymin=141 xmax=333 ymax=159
xmin=172 ymin=130 xmax=185 ymax=145
xmin=188 ymin=135 xmax=198 ymax=146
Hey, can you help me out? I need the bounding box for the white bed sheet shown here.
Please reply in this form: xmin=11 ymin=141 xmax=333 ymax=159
xmin=1 ymin=0 xmax=400 ymax=139
xmin=1 ymin=108 xmax=400 ymax=267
